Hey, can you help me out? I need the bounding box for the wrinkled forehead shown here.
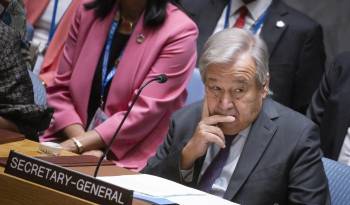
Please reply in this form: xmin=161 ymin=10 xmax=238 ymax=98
xmin=205 ymin=55 xmax=257 ymax=83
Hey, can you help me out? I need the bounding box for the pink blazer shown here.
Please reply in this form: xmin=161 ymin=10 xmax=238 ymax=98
xmin=41 ymin=1 xmax=198 ymax=171
xmin=39 ymin=0 xmax=82 ymax=86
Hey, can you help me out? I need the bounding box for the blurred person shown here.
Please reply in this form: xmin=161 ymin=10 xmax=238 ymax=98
xmin=143 ymin=28 xmax=329 ymax=204
xmin=0 ymin=0 xmax=26 ymax=38
xmin=308 ymin=52 xmax=350 ymax=164
xmin=1 ymin=0 xmax=33 ymax=70
xmin=40 ymin=0 xmax=198 ymax=171
xmin=23 ymin=0 xmax=73 ymax=51
xmin=0 ymin=21 xmax=52 ymax=140
xmin=39 ymin=0 xmax=82 ymax=87
xmin=23 ymin=0 xmax=81 ymax=75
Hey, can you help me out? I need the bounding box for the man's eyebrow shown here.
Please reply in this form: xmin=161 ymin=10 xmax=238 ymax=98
xmin=233 ymin=78 xmax=249 ymax=84
xmin=207 ymin=77 xmax=218 ymax=82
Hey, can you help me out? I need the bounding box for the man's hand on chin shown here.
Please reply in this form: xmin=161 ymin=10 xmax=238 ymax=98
xmin=180 ymin=114 xmax=235 ymax=170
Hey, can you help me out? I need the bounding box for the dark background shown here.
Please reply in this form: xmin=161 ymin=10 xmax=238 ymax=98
xmin=283 ymin=0 xmax=350 ymax=67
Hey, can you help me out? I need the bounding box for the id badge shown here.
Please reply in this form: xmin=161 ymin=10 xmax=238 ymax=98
xmin=87 ymin=108 xmax=108 ymax=130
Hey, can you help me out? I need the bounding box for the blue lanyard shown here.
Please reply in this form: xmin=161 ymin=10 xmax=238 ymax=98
xmin=224 ymin=0 xmax=232 ymax=29
xmin=48 ymin=0 xmax=59 ymax=43
xmin=224 ymin=0 xmax=268 ymax=34
xmin=249 ymin=11 xmax=267 ymax=34
xmin=101 ymin=20 xmax=119 ymax=105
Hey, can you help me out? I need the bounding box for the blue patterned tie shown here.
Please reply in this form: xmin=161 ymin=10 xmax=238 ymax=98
xmin=197 ymin=135 xmax=235 ymax=193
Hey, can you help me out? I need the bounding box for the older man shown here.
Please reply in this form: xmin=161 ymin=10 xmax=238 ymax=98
xmin=143 ymin=29 xmax=329 ymax=204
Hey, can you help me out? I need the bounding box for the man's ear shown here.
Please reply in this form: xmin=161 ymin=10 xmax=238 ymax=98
xmin=262 ymin=76 xmax=270 ymax=98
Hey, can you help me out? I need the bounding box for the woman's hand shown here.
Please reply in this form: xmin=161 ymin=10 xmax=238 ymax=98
xmin=60 ymin=138 xmax=78 ymax=153
xmin=60 ymin=130 xmax=105 ymax=154
xmin=82 ymin=150 xmax=104 ymax=158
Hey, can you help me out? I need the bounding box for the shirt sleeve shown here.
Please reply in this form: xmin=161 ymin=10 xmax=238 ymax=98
xmin=180 ymin=166 xmax=195 ymax=183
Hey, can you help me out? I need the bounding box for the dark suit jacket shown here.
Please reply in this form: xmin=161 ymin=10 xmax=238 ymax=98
xmin=143 ymin=98 xmax=330 ymax=205
xmin=307 ymin=52 xmax=350 ymax=160
xmin=181 ymin=0 xmax=325 ymax=114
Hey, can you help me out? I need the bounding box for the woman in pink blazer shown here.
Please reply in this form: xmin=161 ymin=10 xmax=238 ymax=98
xmin=41 ymin=0 xmax=198 ymax=171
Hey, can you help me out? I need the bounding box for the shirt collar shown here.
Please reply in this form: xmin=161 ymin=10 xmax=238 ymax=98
xmin=237 ymin=124 xmax=251 ymax=140
xmin=225 ymin=124 xmax=252 ymax=146
xmin=230 ymin=0 xmax=272 ymax=21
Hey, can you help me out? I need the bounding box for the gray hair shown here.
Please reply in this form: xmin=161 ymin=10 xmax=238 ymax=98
xmin=199 ymin=28 xmax=269 ymax=87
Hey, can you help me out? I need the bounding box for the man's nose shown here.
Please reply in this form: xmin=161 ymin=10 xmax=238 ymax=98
xmin=219 ymin=92 xmax=234 ymax=110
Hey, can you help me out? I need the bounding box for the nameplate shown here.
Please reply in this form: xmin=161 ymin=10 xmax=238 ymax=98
xmin=5 ymin=151 xmax=133 ymax=205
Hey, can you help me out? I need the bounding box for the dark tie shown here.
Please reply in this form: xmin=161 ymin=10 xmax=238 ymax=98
xmin=197 ymin=135 xmax=235 ymax=193
xmin=233 ymin=6 xmax=249 ymax=28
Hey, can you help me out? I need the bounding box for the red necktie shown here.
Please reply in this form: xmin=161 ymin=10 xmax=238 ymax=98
xmin=233 ymin=6 xmax=249 ymax=28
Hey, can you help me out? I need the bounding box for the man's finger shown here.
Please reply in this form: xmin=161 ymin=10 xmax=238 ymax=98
xmin=202 ymin=97 xmax=210 ymax=119
xmin=202 ymin=125 xmax=225 ymax=141
xmin=205 ymin=132 xmax=226 ymax=148
xmin=203 ymin=115 xmax=235 ymax=125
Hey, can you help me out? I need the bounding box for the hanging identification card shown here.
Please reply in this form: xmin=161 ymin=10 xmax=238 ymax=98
xmin=87 ymin=108 xmax=108 ymax=131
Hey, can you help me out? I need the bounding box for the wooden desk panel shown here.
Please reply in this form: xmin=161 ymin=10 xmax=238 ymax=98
xmin=0 ymin=173 xmax=96 ymax=205
xmin=0 ymin=172 xmax=148 ymax=205
xmin=0 ymin=139 xmax=148 ymax=205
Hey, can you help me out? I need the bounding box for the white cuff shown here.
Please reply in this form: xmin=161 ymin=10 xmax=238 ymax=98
xmin=180 ymin=167 xmax=194 ymax=183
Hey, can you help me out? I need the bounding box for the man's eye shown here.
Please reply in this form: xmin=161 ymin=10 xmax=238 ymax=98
xmin=234 ymin=88 xmax=243 ymax=93
xmin=209 ymin=86 xmax=220 ymax=91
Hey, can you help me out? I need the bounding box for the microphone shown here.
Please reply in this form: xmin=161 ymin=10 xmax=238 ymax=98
xmin=93 ymin=74 xmax=168 ymax=177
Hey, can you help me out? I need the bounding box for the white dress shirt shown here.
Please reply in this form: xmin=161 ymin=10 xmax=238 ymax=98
xmin=181 ymin=125 xmax=251 ymax=197
xmin=31 ymin=0 xmax=72 ymax=74
xmin=338 ymin=127 xmax=350 ymax=165
xmin=32 ymin=0 xmax=72 ymax=52
xmin=212 ymin=0 xmax=272 ymax=35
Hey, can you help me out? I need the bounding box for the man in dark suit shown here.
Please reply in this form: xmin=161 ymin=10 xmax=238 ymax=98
xmin=181 ymin=0 xmax=325 ymax=114
xmin=308 ymin=52 xmax=350 ymax=162
xmin=143 ymin=29 xmax=329 ymax=204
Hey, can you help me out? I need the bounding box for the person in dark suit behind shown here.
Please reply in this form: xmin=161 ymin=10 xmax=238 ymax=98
xmin=181 ymin=0 xmax=326 ymax=114
xmin=143 ymin=28 xmax=329 ymax=205
xmin=0 ymin=21 xmax=52 ymax=139
xmin=308 ymin=52 xmax=350 ymax=163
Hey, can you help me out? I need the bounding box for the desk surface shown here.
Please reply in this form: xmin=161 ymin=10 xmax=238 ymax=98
xmin=0 ymin=139 xmax=148 ymax=205
xmin=0 ymin=139 xmax=74 ymax=157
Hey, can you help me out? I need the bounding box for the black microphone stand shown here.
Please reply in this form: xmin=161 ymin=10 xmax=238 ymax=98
xmin=93 ymin=75 xmax=167 ymax=177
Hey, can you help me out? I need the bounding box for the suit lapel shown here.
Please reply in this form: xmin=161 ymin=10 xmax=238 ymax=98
xmin=223 ymin=99 xmax=278 ymax=200
xmin=203 ymin=0 xmax=229 ymax=33
xmin=192 ymin=155 xmax=206 ymax=187
xmin=260 ymin=0 xmax=288 ymax=57
xmin=195 ymin=0 xmax=228 ymax=55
